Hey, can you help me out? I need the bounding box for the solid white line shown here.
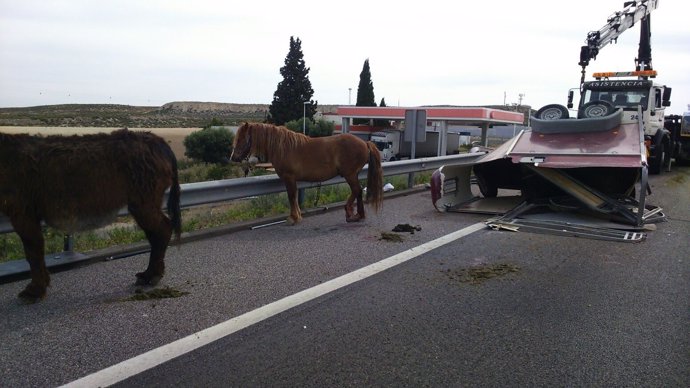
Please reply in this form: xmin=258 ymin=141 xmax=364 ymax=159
xmin=60 ymin=222 xmax=486 ymax=387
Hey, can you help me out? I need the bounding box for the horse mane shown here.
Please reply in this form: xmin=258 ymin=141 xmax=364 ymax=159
xmin=248 ymin=123 xmax=309 ymax=162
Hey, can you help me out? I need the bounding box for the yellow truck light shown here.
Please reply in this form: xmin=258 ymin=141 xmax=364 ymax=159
xmin=593 ymin=70 xmax=658 ymax=78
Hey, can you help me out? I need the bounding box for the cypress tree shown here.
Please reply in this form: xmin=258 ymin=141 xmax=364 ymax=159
xmin=268 ymin=36 xmax=317 ymax=125
xmin=354 ymin=59 xmax=376 ymax=124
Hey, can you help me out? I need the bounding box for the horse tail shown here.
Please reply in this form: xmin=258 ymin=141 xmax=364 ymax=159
xmin=164 ymin=145 xmax=182 ymax=244
xmin=366 ymin=141 xmax=384 ymax=212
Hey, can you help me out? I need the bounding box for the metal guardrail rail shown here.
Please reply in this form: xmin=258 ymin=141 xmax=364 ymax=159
xmin=0 ymin=153 xmax=482 ymax=234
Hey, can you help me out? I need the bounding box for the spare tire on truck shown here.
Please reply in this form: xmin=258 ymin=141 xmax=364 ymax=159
xmin=578 ymin=100 xmax=615 ymax=119
xmin=534 ymin=104 xmax=570 ymax=120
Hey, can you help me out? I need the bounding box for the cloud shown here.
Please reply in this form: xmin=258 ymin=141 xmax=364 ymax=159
xmin=1 ymin=0 xmax=689 ymax=114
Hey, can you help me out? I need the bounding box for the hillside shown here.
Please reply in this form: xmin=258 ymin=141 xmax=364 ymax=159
xmin=0 ymin=102 xmax=529 ymax=127
xmin=0 ymin=102 xmax=339 ymax=128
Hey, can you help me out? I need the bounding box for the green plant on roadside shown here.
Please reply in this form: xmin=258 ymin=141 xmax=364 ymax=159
xmin=177 ymin=159 xmax=246 ymax=183
xmin=205 ymin=164 xmax=237 ymax=181
xmin=0 ymin=226 xmax=147 ymax=263
xmin=0 ymin=235 xmax=23 ymax=261
xmin=303 ymin=183 xmax=352 ymax=207
xmin=384 ymin=171 xmax=432 ymax=190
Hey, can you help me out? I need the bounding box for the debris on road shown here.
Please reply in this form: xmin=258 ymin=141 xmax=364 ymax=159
xmin=392 ymin=224 xmax=422 ymax=233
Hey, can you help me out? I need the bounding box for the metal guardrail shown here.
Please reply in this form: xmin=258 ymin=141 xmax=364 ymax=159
xmin=0 ymin=153 xmax=482 ymax=234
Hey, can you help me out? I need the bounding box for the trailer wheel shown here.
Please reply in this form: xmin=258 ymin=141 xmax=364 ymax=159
xmin=534 ymin=104 xmax=569 ymax=120
xmin=578 ymin=100 xmax=614 ymax=119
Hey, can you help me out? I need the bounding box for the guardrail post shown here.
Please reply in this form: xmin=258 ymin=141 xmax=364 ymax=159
xmin=52 ymin=233 xmax=83 ymax=261
xmin=298 ymin=188 xmax=305 ymax=207
xmin=63 ymin=234 xmax=74 ymax=253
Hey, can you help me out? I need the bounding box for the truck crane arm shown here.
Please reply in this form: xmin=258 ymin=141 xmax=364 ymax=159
xmin=578 ymin=0 xmax=658 ymax=85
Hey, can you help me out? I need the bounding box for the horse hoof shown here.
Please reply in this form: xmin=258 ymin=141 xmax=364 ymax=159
xmin=18 ymin=287 xmax=45 ymax=304
xmin=346 ymin=215 xmax=363 ymax=223
xmin=286 ymin=216 xmax=302 ymax=225
xmin=135 ymin=272 xmax=163 ymax=286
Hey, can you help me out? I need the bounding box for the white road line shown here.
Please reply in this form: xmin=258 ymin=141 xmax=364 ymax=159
xmin=60 ymin=222 xmax=486 ymax=388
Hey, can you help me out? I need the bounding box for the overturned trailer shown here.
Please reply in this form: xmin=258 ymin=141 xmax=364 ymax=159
xmin=430 ymin=107 xmax=665 ymax=242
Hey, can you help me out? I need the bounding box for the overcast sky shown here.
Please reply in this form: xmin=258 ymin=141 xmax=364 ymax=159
xmin=1 ymin=0 xmax=689 ymax=114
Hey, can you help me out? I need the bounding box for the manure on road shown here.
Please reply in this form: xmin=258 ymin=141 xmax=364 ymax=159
xmin=443 ymin=263 xmax=520 ymax=285
xmin=121 ymin=286 xmax=189 ymax=301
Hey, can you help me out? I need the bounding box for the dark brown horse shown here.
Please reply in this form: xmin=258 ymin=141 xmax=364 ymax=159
xmin=0 ymin=129 xmax=181 ymax=302
xmin=230 ymin=123 xmax=383 ymax=224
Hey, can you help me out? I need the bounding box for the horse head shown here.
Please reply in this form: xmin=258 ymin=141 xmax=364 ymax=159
xmin=230 ymin=123 xmax=252 ymax=162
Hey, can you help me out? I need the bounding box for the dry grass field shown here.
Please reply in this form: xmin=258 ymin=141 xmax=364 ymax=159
xmin=0 ymin=126 xmax=202 ymax=160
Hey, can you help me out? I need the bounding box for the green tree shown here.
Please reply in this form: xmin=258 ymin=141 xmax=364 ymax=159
xmin=183 ymin=126 xmax=234 ymax=164
xmin=355 ymin=58 xmax=376 ymax=124
xmin=268 ymin=36 xmax=317 ymax=125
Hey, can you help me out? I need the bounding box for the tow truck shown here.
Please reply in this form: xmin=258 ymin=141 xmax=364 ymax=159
xmin=429 ymin=0 xmax=672 ymax=241
xmin=535 ymin=0 xmax=674 ymax=174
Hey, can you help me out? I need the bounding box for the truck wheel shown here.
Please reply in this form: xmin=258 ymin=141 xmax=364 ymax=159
xmin=578 ymin=100 xmax=614 ymax=119
xmin=649 ymin=139 xmax=666 ymax=175
xmin=535 ymin=104 xmax=569 ymax=120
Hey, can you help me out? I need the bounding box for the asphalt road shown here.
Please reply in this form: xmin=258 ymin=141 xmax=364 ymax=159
xmin=1 ymin=167 xmax=689 ymax=387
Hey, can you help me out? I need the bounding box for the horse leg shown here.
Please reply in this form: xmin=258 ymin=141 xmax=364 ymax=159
xmin=12 ymin=217 xmax=50 ymax=302
xmin=284 ymin=178 xmax=302 ymax=225
xmin=343 ymin=190 xmax=355 ymax=221
xmin=356 ymin=187 xmax=365 ymax=219
xmin=129 ymin=202 xmax=173 ymax=286
xmin=344 ymin=175 xmax=364 ymax=222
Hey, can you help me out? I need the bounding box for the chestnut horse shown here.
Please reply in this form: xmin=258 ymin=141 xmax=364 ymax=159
xmin=230 ymin=123 xmax=383 ymax=224
xmin=0 ymin=129 xmax=181 ymax=302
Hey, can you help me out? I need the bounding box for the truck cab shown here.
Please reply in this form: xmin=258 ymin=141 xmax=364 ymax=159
xmin=579 ymin=71 xmax=671 ymax=137
xmin=575 ymin=70 xmax=673 ymax=173
xmin=370 ymin=131 xmax=400 ymax=162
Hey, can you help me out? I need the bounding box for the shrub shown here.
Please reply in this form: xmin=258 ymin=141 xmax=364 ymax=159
xmin=285 ymin=118 xmax=334 ymax=137
xmin=205 ymin=164 xmax=236 ymax=181
xmin=311 ymin=119 xmax=335 ymax=137
xmin=183 ymin=127 xmax=234 ymax=164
